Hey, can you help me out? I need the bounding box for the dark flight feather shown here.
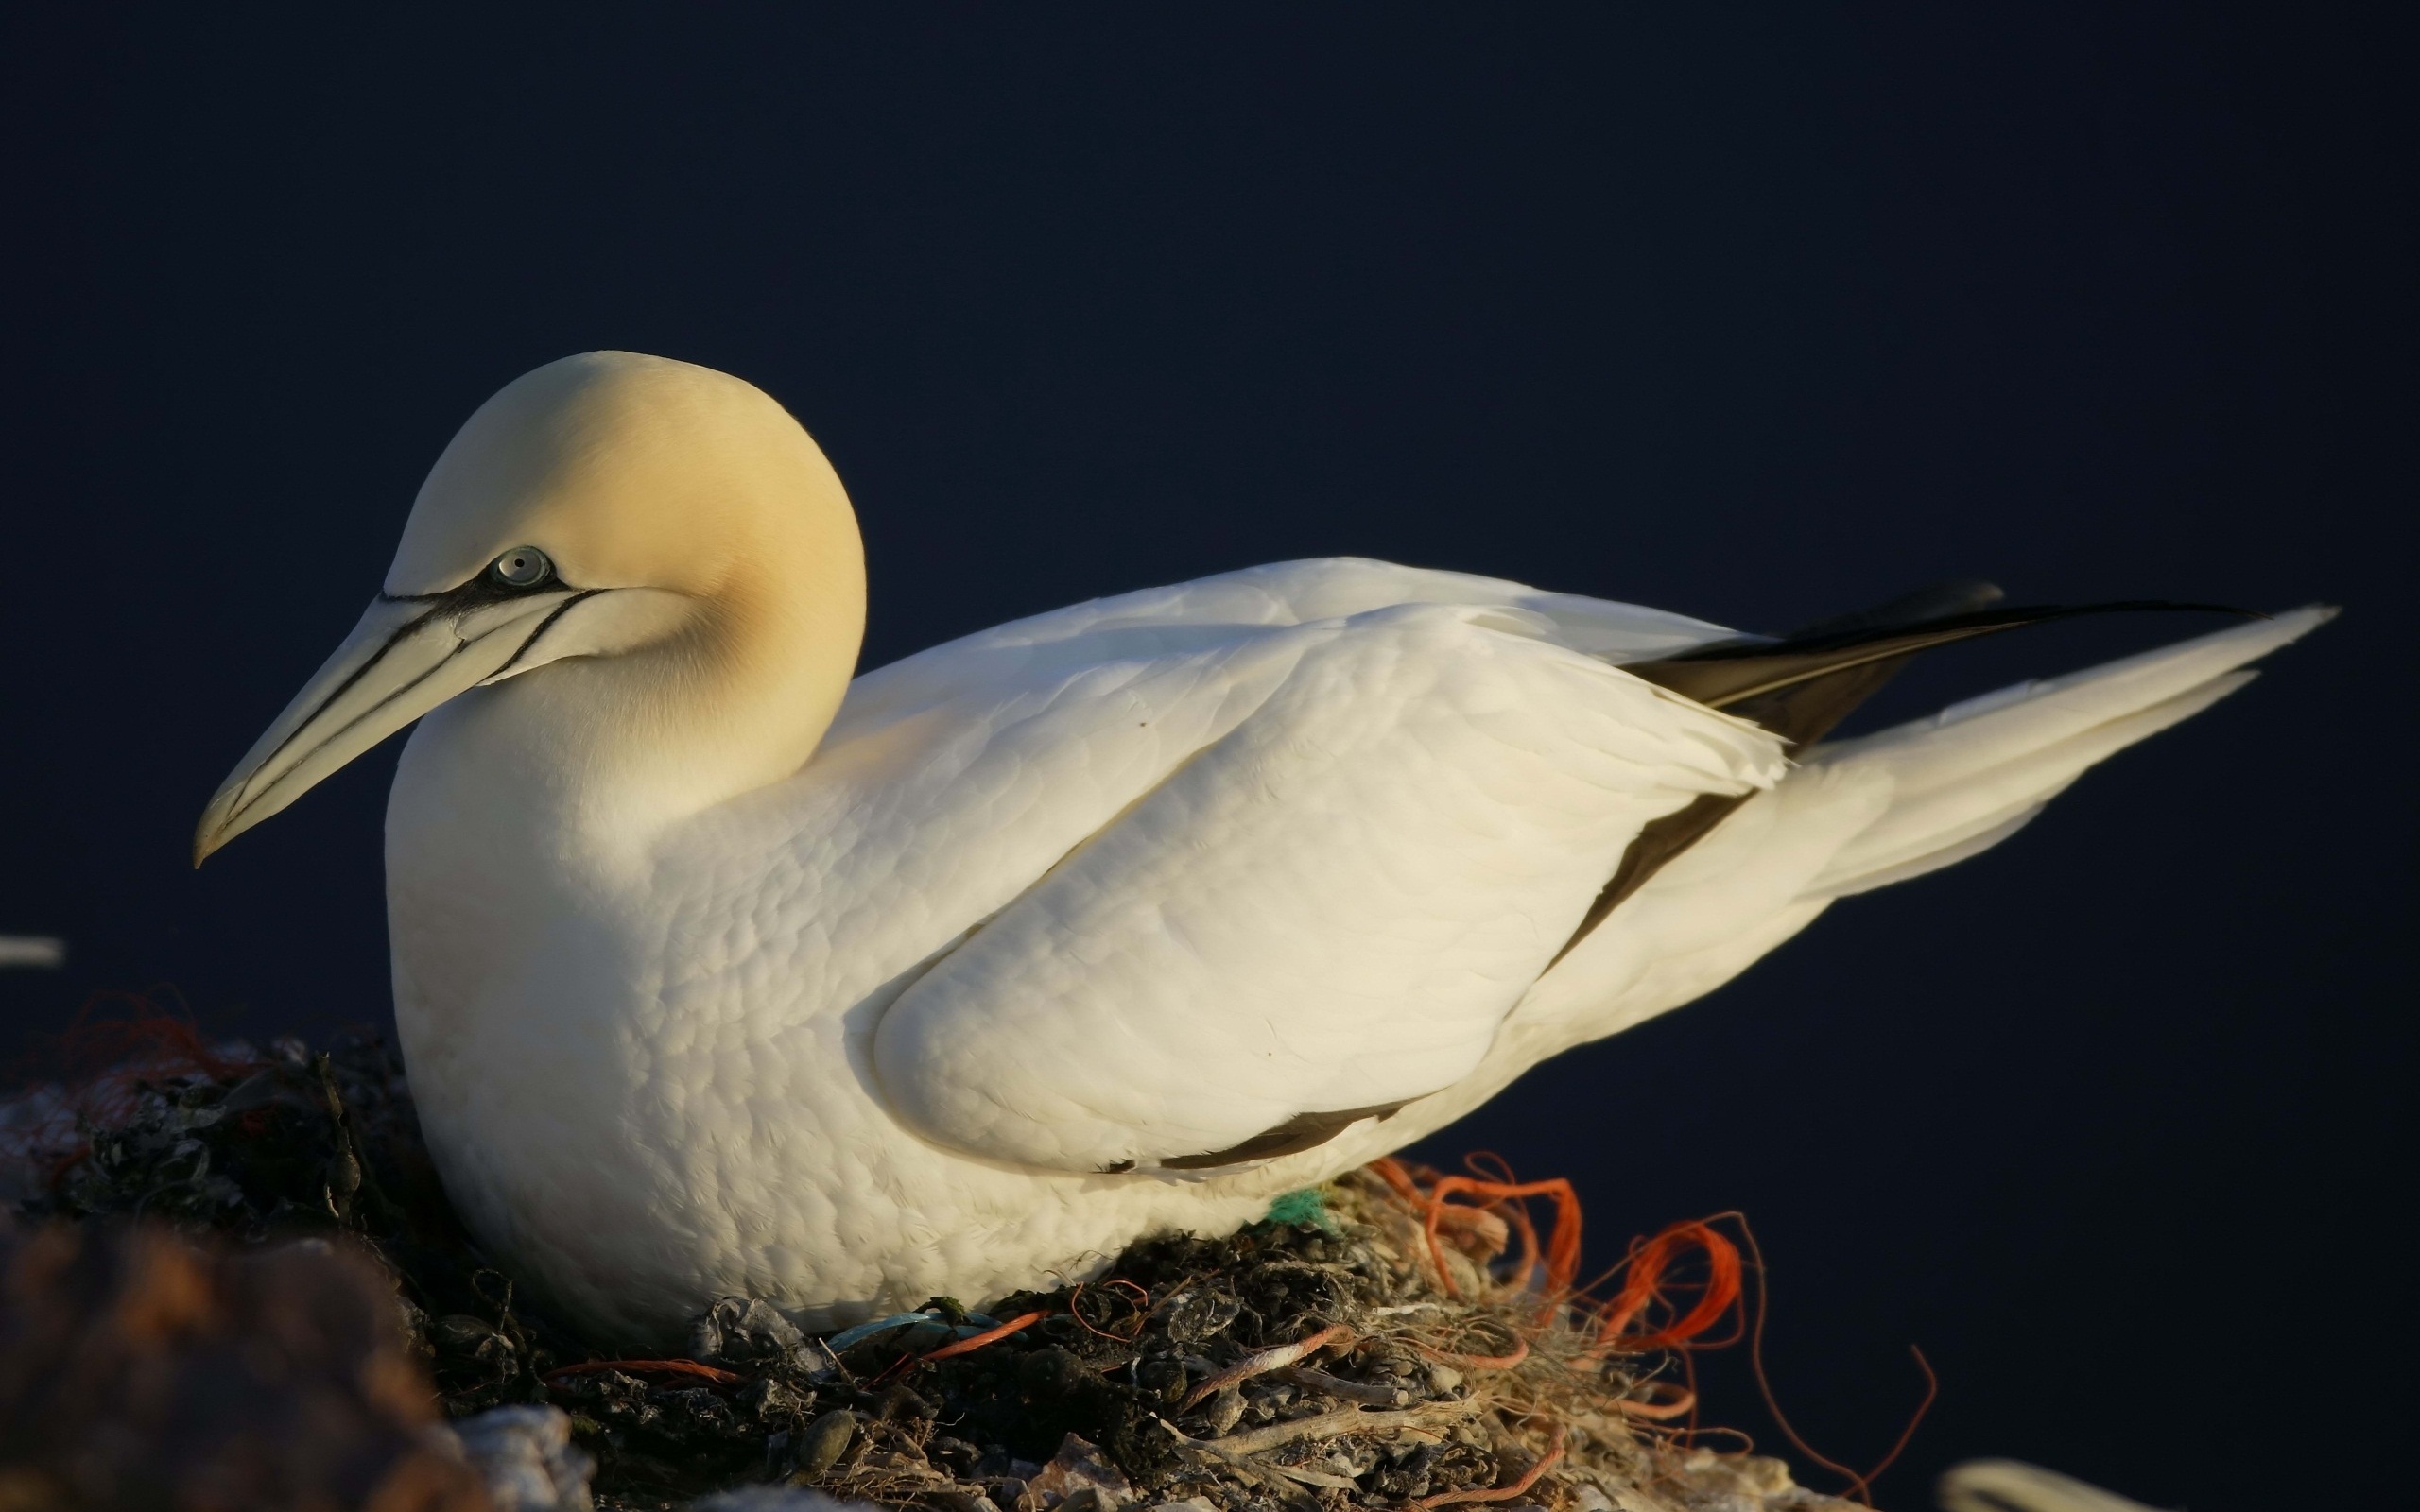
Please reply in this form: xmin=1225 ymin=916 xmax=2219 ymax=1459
xmin=1158 ymin=1102 xmax=1408 ymax=1170
xmin=1551 ymin=591 xmax=2255 ymax=960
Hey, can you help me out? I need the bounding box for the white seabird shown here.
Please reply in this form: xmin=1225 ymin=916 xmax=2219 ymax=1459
xmin=196 ymin=352 xmax=2329 ymax=1345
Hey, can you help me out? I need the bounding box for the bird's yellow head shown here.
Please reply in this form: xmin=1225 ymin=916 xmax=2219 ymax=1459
xmin=194 ymin=352 xmax=867 ymax=864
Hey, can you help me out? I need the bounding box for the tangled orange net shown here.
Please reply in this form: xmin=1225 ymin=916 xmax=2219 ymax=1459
xmin=1366 ymin=1154 xmax=1934 ymax=1506
xmin=1368 ymin=1154 xmax=1742 ymax=1354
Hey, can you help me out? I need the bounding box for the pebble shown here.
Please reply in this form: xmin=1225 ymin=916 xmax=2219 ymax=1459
xmin=794 ymin=1406 xmax=858 ymax=1478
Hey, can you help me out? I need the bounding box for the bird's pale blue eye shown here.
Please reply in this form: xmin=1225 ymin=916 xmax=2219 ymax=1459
xmin=489 ymin=546 xmax=553 ymax=588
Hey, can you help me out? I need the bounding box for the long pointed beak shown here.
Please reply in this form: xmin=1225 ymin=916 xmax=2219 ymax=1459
xmin=194 ymin=588 xmax=581 ymax=865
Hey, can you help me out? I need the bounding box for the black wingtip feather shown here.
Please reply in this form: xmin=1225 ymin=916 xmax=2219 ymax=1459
xmin=1553 ymin=592 xmax=2261 ymax=964
xmin=1667 ymin=598 xmax=2258 ymax=665
xmin=1782 ymin=578 xmax=2007 ymax=642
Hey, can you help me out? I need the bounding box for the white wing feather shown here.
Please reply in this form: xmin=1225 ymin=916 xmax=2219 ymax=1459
xmin=693 ymin=572 xmax=2323 ymax=1181
xmin=838 ymin=557 xmax=1737 ymax=735
xmin=838 ymin=587 xmax=1780 ymax=1174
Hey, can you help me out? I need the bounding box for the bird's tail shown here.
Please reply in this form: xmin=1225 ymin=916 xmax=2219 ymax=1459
xmin=1512 ymin=596 xmax=2332 ymax=1060
xmin=1789 ymin=602 xmax=2336 ymax=899
xmin=1561 ymin=589 xmax=2313 ymax=949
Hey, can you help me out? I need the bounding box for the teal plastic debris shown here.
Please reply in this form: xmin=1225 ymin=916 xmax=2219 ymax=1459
xmin=1263 ymin=1188 xmax=1340 ymax=1234
xmin=821 ymin=1307 xmax=1001 ymax=1352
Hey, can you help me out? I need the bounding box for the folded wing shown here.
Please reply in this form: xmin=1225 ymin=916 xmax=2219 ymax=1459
xmin=862 ymin=593 xmax=1782 ymax=1174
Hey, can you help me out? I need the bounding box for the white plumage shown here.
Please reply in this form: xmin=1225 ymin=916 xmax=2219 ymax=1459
xmin=196 ymin=352 xmax=2329 ymax=1343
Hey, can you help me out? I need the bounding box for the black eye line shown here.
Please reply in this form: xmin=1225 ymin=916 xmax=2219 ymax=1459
xmin=273 ymin=571 xmax=580 ymax=781
xmin=487 ymin=590 xmax=606 ymax=681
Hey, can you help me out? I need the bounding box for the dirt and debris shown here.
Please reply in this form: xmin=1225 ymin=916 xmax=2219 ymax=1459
xmin=3 ymin=1009 xmax=1873 ymax=1512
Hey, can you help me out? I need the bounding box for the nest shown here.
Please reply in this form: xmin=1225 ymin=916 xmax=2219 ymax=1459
xmin=5 ymin=1014 xmax=1862 ymax=1512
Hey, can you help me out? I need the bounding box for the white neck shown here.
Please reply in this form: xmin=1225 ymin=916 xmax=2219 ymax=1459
xmin=385 ymin=483 xmax=866 ymax=1034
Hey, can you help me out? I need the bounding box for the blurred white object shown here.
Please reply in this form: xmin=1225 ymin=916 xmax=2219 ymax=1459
xmin=1941 ymin=1460 xmax=2166 ymax=1512
xmin=440 ymin=1404 xmax=596 ymax=1511
xmin=0 ymin=936 xmax=63 ymax=968
xmin=691 ymin=1491 xmax=866 ymax=1512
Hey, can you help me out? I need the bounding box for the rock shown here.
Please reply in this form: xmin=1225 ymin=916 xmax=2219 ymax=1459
xmin=794 ymin=1407 xmax=858 ymax=1477
xmin=1196 ymin=1386 xmax=1247 ymax=1435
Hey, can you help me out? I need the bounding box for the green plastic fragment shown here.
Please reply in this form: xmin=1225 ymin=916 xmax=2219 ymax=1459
xmin=1264 ymin=1188 xmax=1340 ymax=1234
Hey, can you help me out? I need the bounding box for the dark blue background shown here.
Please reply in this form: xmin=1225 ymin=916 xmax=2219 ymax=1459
xmin=3 ymin=9 xmax=2411 ymax=1507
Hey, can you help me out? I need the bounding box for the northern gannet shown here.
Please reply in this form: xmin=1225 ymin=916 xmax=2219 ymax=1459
xmin=195 ymin=352 xmax=2329 ymax=1344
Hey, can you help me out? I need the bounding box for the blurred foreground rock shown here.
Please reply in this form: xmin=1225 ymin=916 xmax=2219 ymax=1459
xmin=0 ymin=1218 xmax=487 ymax=1510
